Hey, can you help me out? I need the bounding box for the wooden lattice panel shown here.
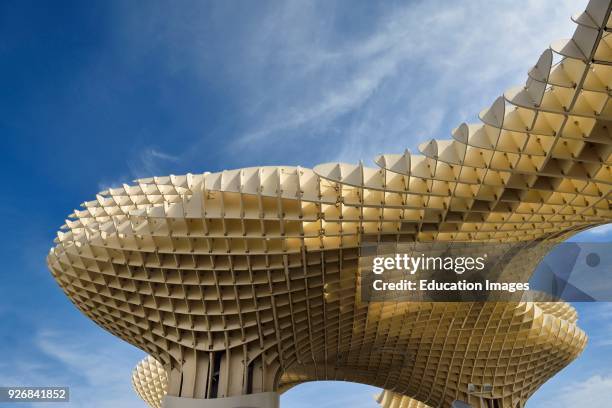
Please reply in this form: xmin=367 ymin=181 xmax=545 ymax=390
xmin=132 ymin=298 xmax=582 ymax=408
xmin=377 ymin=389 xmax=431 ymax=408
xmin=48 ymin=1 xmax=611 ymax=407
xmin=132 ymin=355 xmax=168 ymax=408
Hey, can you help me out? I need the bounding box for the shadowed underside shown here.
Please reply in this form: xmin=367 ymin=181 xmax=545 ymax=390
xmin=377 ymin=389 xmax=432 ymax=408
xmin=132 ymin=300 xmax=584 ymax=407
xmin=133 ymin=355 xmax=168 ymax=408
xmin=49 ymin=0 xmax=611 ymax=407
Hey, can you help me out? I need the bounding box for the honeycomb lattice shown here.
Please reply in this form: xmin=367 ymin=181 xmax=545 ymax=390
xmin=132 ymin=355 xmax=168 ymax=408
xmin=377 ymin=389 xmax=431 ymax=408
xmin=49 ymin=1 xmax=611 ymax=407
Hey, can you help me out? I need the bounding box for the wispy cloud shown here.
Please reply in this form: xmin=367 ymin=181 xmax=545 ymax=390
xmin=333 ymin=0 xmax=581 ymax=163
xmin=535 ymin=374 xmax=612 ymax=408
xmin=0 ymin=328 xmax=146 ymax=408
xmin=524 ymin=302 xmax=612 ymax=406
xmin=118 ymin=0 xmax=581 ymax=167
xmin=584 ymin=224 xmax=612 ymax=235
xmin=578 ymin=303 xmax=612 ymax=348
xmin=227 ymin=0 xmax=580 ymax=163
xmin=131 ymin=147 xmax=179 ymax=177
xmin=98 ymin=147 xmax=179 ymax=191
xmin=28 ymin=2 xmax=597 ymax=407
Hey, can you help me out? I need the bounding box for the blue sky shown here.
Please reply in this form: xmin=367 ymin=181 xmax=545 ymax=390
xmin=1 ymin=0 xmax=611 ymax=407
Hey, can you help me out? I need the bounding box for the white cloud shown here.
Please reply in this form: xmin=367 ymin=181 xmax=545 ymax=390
xmin=98 ymin=147 xmax=179 ymax=191
xmin=535 ymin=375 xmax=612 ymax=408
xmin=132 ymin=147 xmax=179 ymax=177
xmin=0 ymin=328 xmax=146 ymax=408
xmin=222 ymin=0 xmax=583 ymax=163
xmin=585 ymin=224 xmax=612 ymax=235
xmin=112 ymin=0 xmax=586 ymax=169
xmin=54 ymin=2 xmax=598 ymax=406
xmin=334 ymin=0 xmax=582 ymax=163
xmin=580 ymin=303 xmax=612 ymax=347
xmin=97 ymin=176 xmax=130 ymax=192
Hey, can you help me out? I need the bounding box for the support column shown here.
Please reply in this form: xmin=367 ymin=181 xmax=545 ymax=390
xmin=162 ymin=392 xmax=280 ymax=408
xmin=164 ymin=349 xmax=281 ymax=408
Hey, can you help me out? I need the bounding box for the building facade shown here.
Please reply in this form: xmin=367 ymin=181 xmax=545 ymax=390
xmin=48 ymin=0 xmax=612 ymax=406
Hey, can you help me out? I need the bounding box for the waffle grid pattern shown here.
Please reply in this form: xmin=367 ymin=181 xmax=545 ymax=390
xmin=48 ymin=1 xmax=611 ymax=407
xmin=132 ymin=355 xmax=168 ymax=408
